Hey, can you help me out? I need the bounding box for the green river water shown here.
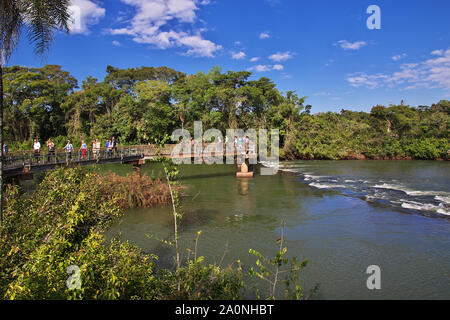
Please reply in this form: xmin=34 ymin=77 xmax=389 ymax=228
xmin=101 ymin=160 xmax=449 ymax=299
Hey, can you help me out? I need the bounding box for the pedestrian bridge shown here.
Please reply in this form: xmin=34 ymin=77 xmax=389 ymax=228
xmin=3 ymin=144 xmax=257 ymax=180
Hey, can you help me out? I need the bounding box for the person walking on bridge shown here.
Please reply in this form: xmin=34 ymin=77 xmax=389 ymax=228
xmin=105 ymin=140 xmax=111 ymax=157
xmin=80 ymin=140 xmax=87 ymax=160
xmin=47 ymin=139 xmax=55 ymax=162
xmin=3 ymin=144 xmax=8 ymax=165
xmin=65 ymin=140 xmax=73 ymax=163
xmin=33 ymin=139 xmax=41 ymax=163
xmin=93 ymin=139 xmax=100 ymax=160
xmin=96 ymin=139 xmax=101 ymax=159
xmin=111 ymin=137 xmax=117 ymax=155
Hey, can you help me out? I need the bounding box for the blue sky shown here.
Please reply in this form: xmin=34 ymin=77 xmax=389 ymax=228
xmin=9 ymin=0 xmax=450 ymax=112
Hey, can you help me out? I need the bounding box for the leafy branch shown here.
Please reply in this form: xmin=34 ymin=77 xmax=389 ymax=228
xmin=248 ymin=221 xmax=309 ymax=300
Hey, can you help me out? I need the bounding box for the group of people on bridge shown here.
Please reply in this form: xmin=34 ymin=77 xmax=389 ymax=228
xmin=2 ymin=137 xmax=119 ymax=165
xmin=2 ymin=134 xmax=256 ymax=166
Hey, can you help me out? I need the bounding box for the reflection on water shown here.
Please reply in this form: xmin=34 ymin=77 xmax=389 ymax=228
xmin=105 ymin=161 xmax=450 ymax=299
xmin=238 ymin=179 xmax=249 ymax=195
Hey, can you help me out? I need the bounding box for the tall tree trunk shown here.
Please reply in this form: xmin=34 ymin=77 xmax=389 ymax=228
xmin=0 ymin=54 xmax=4 ymax=225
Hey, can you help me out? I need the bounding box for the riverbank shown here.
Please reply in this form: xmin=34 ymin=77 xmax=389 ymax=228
xmin=1 ymin=166 xmax=308 ymax=300
xmin=0 ymin=167 xmax=246 ymax=299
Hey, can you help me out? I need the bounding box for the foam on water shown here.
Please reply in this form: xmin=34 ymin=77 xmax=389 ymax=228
xmin=309 ymin=182 xmax=348 ymax=189
xmin=401 ymin=201 xmax=450 ymax=216
xmin=264 ymin=162 xmax=450 ymax=218
xmin=435 ymin=195 xmax=450 ymax=204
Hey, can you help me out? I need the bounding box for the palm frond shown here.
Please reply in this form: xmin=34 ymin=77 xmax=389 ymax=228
xmin=0 ymin=0 xmax=24 ymax=62
xmin=24 ymin=0 xmax=71 ymax=58
xmin=1 ymin=0 xmax=71 ymax=61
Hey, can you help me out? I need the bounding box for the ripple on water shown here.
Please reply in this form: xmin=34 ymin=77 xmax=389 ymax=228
xmin=267 ymin=161 xmax=450 ymax=218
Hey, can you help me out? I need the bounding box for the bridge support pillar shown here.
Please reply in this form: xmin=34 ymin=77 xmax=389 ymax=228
xmin=236 ymin=157 xmax=254 ymax=178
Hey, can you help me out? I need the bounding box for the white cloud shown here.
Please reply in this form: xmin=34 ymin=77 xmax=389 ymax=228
xmin=252 ymin=65 xmax=271 ymax=72
xmin=431 ymin=49 xmax=444 ymax=56
xmin=250 ymin=57 xmax=260 ymax=62
xmin=335 ymin=40 xmax=367 ymax=50
xmin=346 ymin=73 xmax=391 ymax=89
xmin=346 ymin=49 xmax=450 ymax=91
xmin=69 ymin=0 xmax=106 ymax=34
xmin=268 ymin=51 xmax=293 ymax=62
xmin=248 ymin=64 xmax=284 ymax=72
xmin=109 ymin=0 xmax=222 ymax=57
xmin=112 ymin=40 xmax=121 ymax=46
xmin=392 ymin=53 xmax=407 ymax=61
xmin=231 ymin=51 xmax=246 ymax=60
xmin=313 ymin=92 xmax=342 ymax=100
xmin=272 ymin=64 xmax=284 ymax=70
xmin=259 ymin=31 xmax=270 ymax=39
xmin=313 ymin=91 xmax=332 ymax=96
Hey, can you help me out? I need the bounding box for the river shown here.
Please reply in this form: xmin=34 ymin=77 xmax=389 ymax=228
xmin=104 ymin=160 xmax=450 ymax=299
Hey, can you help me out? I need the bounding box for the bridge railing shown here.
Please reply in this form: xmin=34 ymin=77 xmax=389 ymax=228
xmin=2 ymin=142 xmax=257 ymax=170
xmin=2 ymin=145 xmax=152 ymax=169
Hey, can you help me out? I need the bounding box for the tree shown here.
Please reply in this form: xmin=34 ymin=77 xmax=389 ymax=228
xmin=3 ymin=65 xmax=77 ymax=142
xmin=0 ymin=0 xmax=71 ymax=224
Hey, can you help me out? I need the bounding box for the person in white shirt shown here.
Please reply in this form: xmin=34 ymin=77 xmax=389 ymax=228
xmin=65 ymin=140 xmax=74 ymax=161
xmin=33 ymin=139 xmax=41 ymax=163
xmin=96 ymin=139 xmax=101 ymax=157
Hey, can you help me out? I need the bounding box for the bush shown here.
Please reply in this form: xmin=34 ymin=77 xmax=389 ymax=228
xmin=100 ymin=171 xmax=183 ymax=209
xmin=402 ymin=137 xmax=449 ymax=159
xmin=0 ymin=167 xmax=244 ymax=300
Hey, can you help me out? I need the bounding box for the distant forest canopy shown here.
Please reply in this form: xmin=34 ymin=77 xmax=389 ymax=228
xmin=2 ymin=64 xmax=449 ymax=160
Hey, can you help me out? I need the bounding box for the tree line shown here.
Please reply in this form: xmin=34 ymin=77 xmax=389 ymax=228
xmin=2 ymin=64 xmax=449 ymax=160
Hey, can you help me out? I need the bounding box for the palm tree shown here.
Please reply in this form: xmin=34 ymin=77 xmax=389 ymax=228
xmin=0 ymin=0 xmax=72 ymax=224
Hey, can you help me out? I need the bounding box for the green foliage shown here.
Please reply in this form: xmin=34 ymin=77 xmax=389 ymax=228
xmin=0 ymin=167 xmax=244 ymax=300
xmin=166 ymin=258 xmax=244 ymax=300
xmin=291 ymin=104 xmax=449 ymax=160
xmin=3 ymin=64 xmax=448 ymax=159
xmin=402 ymin=137 xmax=449 ymax=159
xmin=248 ymin=223 xmax=308 ymax=300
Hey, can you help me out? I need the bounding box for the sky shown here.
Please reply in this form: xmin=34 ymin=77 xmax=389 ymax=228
xmin=8 ymin=0 xmax=450 ymax=113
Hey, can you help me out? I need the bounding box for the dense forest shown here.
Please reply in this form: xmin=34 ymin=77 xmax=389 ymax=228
xmin=2 ymin=64 xmax=449 ymax=160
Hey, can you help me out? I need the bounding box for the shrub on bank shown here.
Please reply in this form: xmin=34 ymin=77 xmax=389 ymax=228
xmin=100 ymin=171 xmax=183 ymax=209
xmin=0 ymin=167 xmax=244 ymax=300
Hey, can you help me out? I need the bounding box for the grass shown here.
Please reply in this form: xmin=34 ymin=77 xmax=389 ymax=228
xmin=99 ymin=171 xmax=184 ymax=209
